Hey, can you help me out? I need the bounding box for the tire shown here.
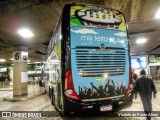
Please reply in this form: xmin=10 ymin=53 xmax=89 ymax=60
xmin=49 ymin=87 xmax=52 ymax=99
xmin=51 ymin=89 xmax=55 ymax=105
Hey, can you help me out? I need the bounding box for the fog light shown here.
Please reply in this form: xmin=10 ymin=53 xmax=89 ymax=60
xmin=70 ymin=111 xmax=75 ymax=114
xmin=119 ymin=100 xmax=126 ymax=104
xmin=83 ymin=106 xmax=93 ymax=109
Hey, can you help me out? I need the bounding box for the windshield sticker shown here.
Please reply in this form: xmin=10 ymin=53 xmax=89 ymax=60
xmin=70 ymin=5 xmax=126 ymax=31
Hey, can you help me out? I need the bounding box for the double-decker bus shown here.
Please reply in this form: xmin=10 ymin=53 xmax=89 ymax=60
xmin=43 ymin=3 xmax=133 ymax=115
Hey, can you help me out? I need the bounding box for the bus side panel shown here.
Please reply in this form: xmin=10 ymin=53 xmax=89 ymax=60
xmin=47 ymin=16 xmax=63 ymax=110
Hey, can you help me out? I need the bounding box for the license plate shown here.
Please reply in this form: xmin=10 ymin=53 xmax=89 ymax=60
xmin=100 ymin=105 xmax=112 ymax=111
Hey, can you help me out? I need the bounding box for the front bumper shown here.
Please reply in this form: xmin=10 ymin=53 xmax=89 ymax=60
xmin=63 ymin=93 xmax=133 ymax=115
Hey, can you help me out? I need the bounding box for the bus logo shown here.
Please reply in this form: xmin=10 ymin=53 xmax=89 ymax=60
xmin=2 ymin=112 xmax=11 ymax=117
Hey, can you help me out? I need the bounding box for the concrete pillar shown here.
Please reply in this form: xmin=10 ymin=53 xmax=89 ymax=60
xmin=13 ymin=46 xmax=28 ymax=96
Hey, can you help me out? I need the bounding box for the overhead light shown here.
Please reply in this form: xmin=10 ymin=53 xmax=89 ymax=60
xmin=59 ymin=35 xmax=62 ymax=39
xmin=34 ymin=62 xmax=41 ymax=64
xmin=136 ymin=38 xmax=147 ymax=44
xmin=10 ymin=58 xmax=13 ymax=61
xmin=0 ymin=59 xmax=6 ymax=62
xmin=155 ymin=9 xmax=160 ymax=18
xmin=17 ymin=28 xmax=34 ymax=38
xmin=27 ymin=60 xmax=30 ymax=62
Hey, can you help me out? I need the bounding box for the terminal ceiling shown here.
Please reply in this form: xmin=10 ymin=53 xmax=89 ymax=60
xmin=0 ymin=0 xmax=160 ymax=65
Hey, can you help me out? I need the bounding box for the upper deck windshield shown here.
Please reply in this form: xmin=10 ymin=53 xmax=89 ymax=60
xmin=70 ymin=4 xmax=127 ymax=31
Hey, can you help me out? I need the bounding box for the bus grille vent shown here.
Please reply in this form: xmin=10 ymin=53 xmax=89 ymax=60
xmin=76 ymin=47 xmax=126 ymax=77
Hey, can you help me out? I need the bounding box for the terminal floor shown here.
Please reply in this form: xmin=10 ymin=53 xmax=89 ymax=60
xmin=0 ymin=84 xmax=160 ymax=120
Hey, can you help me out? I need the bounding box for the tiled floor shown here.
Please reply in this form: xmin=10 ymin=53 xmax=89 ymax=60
xmin=0 ymin=83 xmax=160 ymax=120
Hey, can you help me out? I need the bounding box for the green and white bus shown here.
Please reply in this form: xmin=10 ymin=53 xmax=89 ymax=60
xmin=43 ymin=3 xmax=133 ymax=115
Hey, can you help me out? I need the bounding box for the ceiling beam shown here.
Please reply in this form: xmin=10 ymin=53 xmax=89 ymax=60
xmin=147 ymin=43 xmax=160 ymax=54
xmin=140 ymin=0 xmax=160 ymax=19
xmin=104 ymin=0 xmax=132 ymax=21
xmin=0 ymin=0 xmax=58 ymax=14
xmin=128 ymin=18 xmax=160 ymax=33
xmin=129 ymin=30 xmax=160 ymax=40
xmin=104 ymin=0 xmax=126 ymax=10
xmin=130 ymin=0 xmax=144 ymax=22
xmin=0 ymin=0 xmax=105 ymax=14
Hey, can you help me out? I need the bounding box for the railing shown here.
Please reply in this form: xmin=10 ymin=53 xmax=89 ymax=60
xmin=0 ymin=81 xmax=11 ymax=88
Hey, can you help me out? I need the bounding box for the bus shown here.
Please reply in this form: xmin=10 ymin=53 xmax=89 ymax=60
xmin=43 ymin=3 xmax=133 ymax=115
